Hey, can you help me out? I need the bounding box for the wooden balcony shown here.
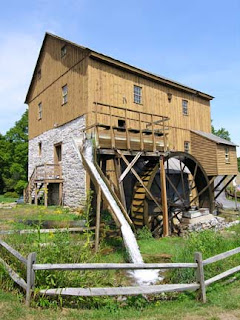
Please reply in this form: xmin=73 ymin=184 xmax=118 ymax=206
xmin=34 ymin=164 xmax=62 ymax=183
xmin=86 ymin=102 xmax=170 ymax=153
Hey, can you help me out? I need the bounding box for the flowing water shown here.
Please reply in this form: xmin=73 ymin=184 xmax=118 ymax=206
xmin=73 ymin=138 xmax=161 ymax=285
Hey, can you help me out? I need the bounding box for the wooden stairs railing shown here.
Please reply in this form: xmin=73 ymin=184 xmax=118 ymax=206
xmin=24 ymin=164 xmax=62 ymax=204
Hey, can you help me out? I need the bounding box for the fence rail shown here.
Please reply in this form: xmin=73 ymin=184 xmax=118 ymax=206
xmin=1 ymin=239 xmax=240 ymax=306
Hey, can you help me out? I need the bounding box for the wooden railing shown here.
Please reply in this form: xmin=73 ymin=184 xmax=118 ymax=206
xmin=24 ymin=164 xmax=62 ymax=204
xmin=35 ymin=164 xmax=62 ymax=181
xmin=86 ymin=102 xmax=170 ymax=152
xmin=1 ymin=238 xmax=240 ymax=306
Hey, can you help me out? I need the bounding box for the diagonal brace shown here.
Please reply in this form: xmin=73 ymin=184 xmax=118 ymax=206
xmin=116 ymin=149 xmax=163 ymax=212
xmin=119 ymin=152 xmax=143 ymax=183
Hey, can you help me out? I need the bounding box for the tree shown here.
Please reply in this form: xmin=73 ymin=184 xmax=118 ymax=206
xmin=211 ymin=125 xmax=231 ymax=141
xmin=238 ymin=158 xmax=240 ymax=172
xmin=0 ymin=110 xmax=28 ymax=195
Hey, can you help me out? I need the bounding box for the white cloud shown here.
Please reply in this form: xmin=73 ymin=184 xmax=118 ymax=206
xmin=0 ymin=32 xmax=41 ymax=134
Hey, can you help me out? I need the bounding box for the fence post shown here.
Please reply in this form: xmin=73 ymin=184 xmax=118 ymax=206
xmin=26 ymin=252 xmax=37 ymax=307
xmin=194 ymin=252 xmax=206 ymax=303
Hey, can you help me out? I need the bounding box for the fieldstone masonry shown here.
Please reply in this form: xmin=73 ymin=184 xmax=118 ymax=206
xmin=28 ymin=116 xmax=86 ymax=207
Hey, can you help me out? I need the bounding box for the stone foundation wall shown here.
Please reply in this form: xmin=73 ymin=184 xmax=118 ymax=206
xmin=28 ymin=116 xmax=86 ymax=207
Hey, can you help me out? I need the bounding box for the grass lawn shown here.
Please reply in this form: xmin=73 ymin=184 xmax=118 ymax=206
xmin=0 ymin=204 xmax=80 ymax=230
xmin=1 ymin=281 xmax=240 ymax=320
xmin=1 ymin=205 xmax=240 ymax=318
xmin=0 ymin=195 xmax=18 ymax=203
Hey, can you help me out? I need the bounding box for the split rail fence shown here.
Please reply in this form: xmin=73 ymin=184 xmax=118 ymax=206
xmin=1 ymin=238 xmax=240 ymax=306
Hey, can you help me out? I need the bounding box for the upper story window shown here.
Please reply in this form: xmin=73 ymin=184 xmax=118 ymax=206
xmin=38 ymin=102 xmax=42 ymax=120
xmin=62 ymin=85 xmax=68 ymax=105
xmin=134 ymin=85 xmax=142 ymax=104
xmin=184 ymin=141 xmax=190 ymax=153
xmin=182 ymin=100 xmax=188 ymax=115
xmin=37 ymin=69 xmax=41 ymax=80
xmin=225 ymin=147 xmax=230 ymax=163
xmin=38 ymin=142 xmax=42 ymax=156
xmin=61 ymin=45 xmax=67 ymax=58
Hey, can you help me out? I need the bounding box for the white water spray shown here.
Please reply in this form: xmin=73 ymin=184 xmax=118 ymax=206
xmin=73 ymin=138 xmax=161 ymax=285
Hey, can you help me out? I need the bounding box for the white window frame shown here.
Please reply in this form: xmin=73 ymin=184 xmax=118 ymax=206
xmin=134 ymin=85 xmax=142 ymax=104
xmin=38 ymin=102 xmax=42 ymax=120
xmin=225 ymin=147 xmax=230 ymax=163
xmin=62 ymin=85 xmax=68 ymax=105
xmin=184 ymin=141 xmax=190 ymax=153
xmin=182 ymin=100 xmax=188 ymax=116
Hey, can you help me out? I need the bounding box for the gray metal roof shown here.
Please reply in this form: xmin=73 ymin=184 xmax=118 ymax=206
xmin=192 ymin=130 xmax=237 ymax=147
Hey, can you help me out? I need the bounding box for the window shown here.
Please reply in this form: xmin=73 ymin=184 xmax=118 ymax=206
xmin=37 ymin=69 xmax=41 ymax=80
xmin=134 ymin=85 xmax=142 ymax=104
xmin=62 ymin=85 xmax=68 ymax=104
xmin=184 ymin=141 xmax=190 ymax=153
xmin=38 ymin=102 xmax=42 ymax=119
xmin=38 ymin=142 xmax=42 ymax=156
xmin=182 ymin=100 xmax=188 ymax=115
xmin=225 ymin=147 xmax=230 ymax=163
xmin=118 ymin=119 xmax=126 ymax=128
xmin=55 ymin=144 xmax=62 ymax=163
xmin=61 ymin=45 xmax=67 ymax=58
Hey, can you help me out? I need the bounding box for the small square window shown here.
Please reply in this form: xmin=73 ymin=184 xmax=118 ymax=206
xmin=134 ymin=85 xmax=142 ymax=104
xmin=37 ymin=69 xmax=41 ymax=80
xmin=225 ymin=147 xmax=230 ymax=163
xmin=38 ymin=142 xmax=42 ymax=156
xmin=61 ymin=45 xmax=67 ymax=58
xmin=184 ymin=141 xmax=190 ymax=153
xmin=38 ymin=102 xmax=42 ymax=120
xmin=182 ymin=100 xmax=188 ymax=115
xmin=62 ymin=85 xmax=68 ymax=105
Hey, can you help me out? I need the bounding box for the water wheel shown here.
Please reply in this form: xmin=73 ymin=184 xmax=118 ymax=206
xmin=130 ymin=152 xmax=213 ymax=237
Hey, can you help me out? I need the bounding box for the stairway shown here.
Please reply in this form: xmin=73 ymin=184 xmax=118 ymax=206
xmin=131 ymin=160 xmax=158 ymax=228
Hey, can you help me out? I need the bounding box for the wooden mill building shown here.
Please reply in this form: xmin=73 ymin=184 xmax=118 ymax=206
xmin=25 ymin=33 xmax=238 ymax=235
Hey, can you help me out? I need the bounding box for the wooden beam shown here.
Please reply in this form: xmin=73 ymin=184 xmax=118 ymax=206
xmin=26 ymin=252 xmax=36 ymax=306
xmin=95 ymin=187 xmax=101 ymax=252
xmin=0 ymin=257 xmax=27 ymax=290
xmin=205 ymin=265 xmax=240 ymax=286
xmin=0 ymin=240 xmax=27 ymax=265
xmin=114 ymin=157 xmax=127 ymax=210
xmin=190 ymin=176 xmax=215 ymax=205
xmin=214 ymin=175 xmax=236 ymax=200
xmin=40 ymin=283 xmax=199 ymax=297
xmin=165 ymin=175 xmax=186 ymax=208
xmin=116 ymin=150 xmax=163 ymax=212
xmin=203 ymin=247 xmax=240 ymax=265
xmin=160 ymin=156 xmax=169 ymax=237
xmin=119 ymin=152 xmax=142 ymax=183
xmin=194 ymin=252 xmax=206 ymax=303
xmin=33 ymin=262 xmax=197 ymax=271
xmin=44 ymin=183 xmax=48 ymax=207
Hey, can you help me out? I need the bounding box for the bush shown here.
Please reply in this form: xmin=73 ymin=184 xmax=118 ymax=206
xmin=136 ymin=226 xmax=153 ymax=240
xmin=171 ymin=230 xmax=240 ymax=284
xmin=3 ymin=191 xmax=19 ymax=198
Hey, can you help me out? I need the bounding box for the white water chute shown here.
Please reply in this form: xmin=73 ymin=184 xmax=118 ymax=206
xmin=73 ymin=138 xmax=161 ymax=285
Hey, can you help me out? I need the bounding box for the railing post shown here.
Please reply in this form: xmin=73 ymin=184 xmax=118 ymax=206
xmin=26 ymin=252 xmax=37 ymax=307
xmin=194 ymin=252 xmax=206 ymax=303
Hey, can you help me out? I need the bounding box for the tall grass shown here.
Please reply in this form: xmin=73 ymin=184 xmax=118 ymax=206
xmin=171 ymin=228 xmax=240 ymax=284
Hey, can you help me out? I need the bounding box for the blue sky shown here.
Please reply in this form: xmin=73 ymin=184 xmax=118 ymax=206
xmin=0 ymin=0 xmax=239 ymax=154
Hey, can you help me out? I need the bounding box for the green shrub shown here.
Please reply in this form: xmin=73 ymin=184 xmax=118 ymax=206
xmin=136 ymin=226 xmax=153 ymax=240
xmin=3 ymin=191 xmax=19 ymax=198
xmin=171 ymin=230 xmax=240 ymax=284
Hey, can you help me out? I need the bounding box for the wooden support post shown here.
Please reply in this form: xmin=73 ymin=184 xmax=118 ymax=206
xmin=26 ymin=252 xmax=37 ymax=307
xmin=160 ymin=156 xmax=169 ymax=237
xmin=139 ymin=113 xmax=144 ymax=151
xmin=44 ymin=183 xmax=48 ymax=207
xmin=151 ymin=114 xmax=156 ymax=152
xmin=114 ymin=157 xmax=127 ymax=210
xmin=34 ymin=184 xmax=38 ymax=205
xmin=95 ymin=187 xmax=101 ymax=252
xmin=59 ymin=182 xmax=63 ymax=206
xmin=194 ymin=252 xmax=206 ymax=303
xmin=125 ymin=109 xmax=131 ymax=150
